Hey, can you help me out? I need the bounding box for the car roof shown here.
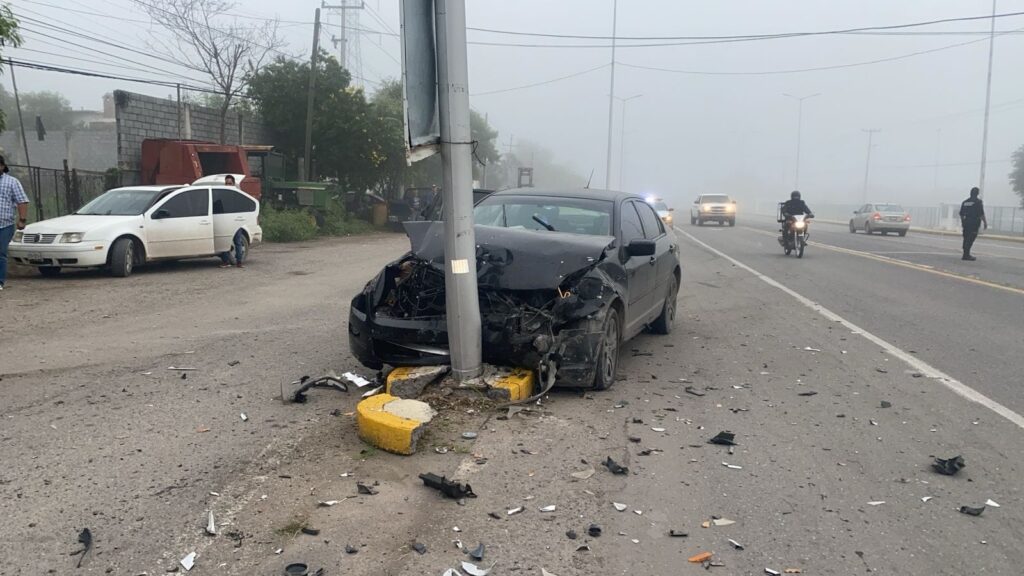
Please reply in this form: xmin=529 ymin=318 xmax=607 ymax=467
xmin=110 ymin=185 xmax=184 ymax=193
xmin=489 ymin=187 xmax=640 ymax=203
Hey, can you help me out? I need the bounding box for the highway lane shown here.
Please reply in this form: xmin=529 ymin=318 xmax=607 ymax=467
xmin=678 ymin=218 xmax=1024 ymax=418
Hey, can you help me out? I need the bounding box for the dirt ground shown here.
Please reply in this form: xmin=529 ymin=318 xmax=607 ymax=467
xmin=1 ymin=232 xmax=1020 ymax=576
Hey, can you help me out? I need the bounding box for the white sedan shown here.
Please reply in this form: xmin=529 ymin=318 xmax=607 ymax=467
xmin=9 ymin=176 xmax=261 ymax=277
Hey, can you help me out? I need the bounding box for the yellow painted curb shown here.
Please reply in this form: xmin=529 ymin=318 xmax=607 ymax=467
xmin=385 ymin=365 xmax=448 ymax=397
xmin=487 ymin=368 xmax=535 ymax=402
xmin=356 ymin=394 xmax=431 ymax=455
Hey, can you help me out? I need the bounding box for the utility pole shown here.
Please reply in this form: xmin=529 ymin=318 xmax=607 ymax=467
xmin=435 ymin=0 xmax=482 ymax=381
xmin=480 ymin=112 xmax=488 ymax=188
xmin=616 ymin=94 xmax=642 ymax=190
xmin=978 ymin=0 xmax=997 ymax=196
xmin=324 ymin=1 xmax=366 ymax=81
xmin=861 ymin=129 xmax=881 ymax=203
xmin=8 ymin=59 xmax=35 ymax=219
xmin=603 ymin=0 xmax=618 ymax=189
xmin=176 ymin=84 xmax=182 ymax=138
xmin=783 ymin=92 xmax=820 ymax=190
xmin=303 ymin=8 xmax=322 ymax=181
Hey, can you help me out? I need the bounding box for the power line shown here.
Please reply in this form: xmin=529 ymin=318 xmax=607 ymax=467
xmin=472 ymin=63 xmax=610 ymax=96
xmin=617 ymin=34 xmax=1000 ymax=76
xmin=10 ymin=44 xmax=212 ymax=84
xmin=5 ymin=58 xmax=231 ymax=95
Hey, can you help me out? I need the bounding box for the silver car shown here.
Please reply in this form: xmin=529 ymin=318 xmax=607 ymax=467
xmin=850 ymin=203 xmax=910 ymax=236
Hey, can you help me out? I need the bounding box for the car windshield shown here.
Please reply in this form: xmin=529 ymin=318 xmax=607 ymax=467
xmin=652 ymin=201 xmax=669 ymax=212
xmin=474 ymin=195 xmax=614 ymax=236
xmin=701 ymin=195 xmax=730 ymax=204
xmin=875 ymin=204 xmax=904 ymax=212
xmin=77 ymin=188 xmax=166 ymax=216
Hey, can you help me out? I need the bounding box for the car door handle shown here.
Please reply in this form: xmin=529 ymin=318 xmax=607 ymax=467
xmin=234 ymin=217 xmax=246 ymax=222
xmin=199 ymin=220 xmax=210 ymax=225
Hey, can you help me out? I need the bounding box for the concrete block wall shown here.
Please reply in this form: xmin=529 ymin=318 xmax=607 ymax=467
xmin=114 ymin=90 xmax=271 ymax=180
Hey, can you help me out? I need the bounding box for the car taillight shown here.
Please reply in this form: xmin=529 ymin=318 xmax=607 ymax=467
xmin=904 ymin=214 xmax=911 ymax=222
xmin=872 ymin=212 xmax=882 ymax=220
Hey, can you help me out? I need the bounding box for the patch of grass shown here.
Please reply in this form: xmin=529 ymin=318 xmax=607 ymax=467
xmin=260 ymin=205 xmax=319 ymax=243
xmin=275 ymin=518 xmax=309 ymax=537
xmin=318 ymin=199 xmax=375 ymax=237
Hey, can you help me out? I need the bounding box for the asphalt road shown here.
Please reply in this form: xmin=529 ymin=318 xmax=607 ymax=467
xmin=1 ymin=226 xmax=1021 ymax=575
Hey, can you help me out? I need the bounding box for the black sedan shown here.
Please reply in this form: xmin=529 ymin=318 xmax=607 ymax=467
xmin=348 ymin=188 xmax=681 ymax=389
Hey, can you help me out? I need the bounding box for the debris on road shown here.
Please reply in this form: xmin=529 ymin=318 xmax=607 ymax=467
xmin=541 ymin=569 xmax=559 ymax=576
xmin=507 ymin=506 xmax=524 ymax=516
xmin=168 ymin=366 xmax=197 ymax=371
xmin=765 ymin=569 xmax=782 ymax=576
xmin=73 ymin=528 xmax=92 ymax=568
xmin=588 ymin=524 xmax=602 ymax=537
xmin=784 ymin=570 xmax=802 ymax=574
xmin=282 ymin=374 xmax=350 ymax=404
xmin=539 ymin=505 xmax=557 ymax=512
xmin=318 ymin=500 xmax=341 ymax=507
xmin=239 ymin=413 xmax=248 ymax=422
xmin=602 ymin=456 xmax=629 ymax=475
xmin=301 ymin=527 xmax=320 ymax=536
xmin=985 ymin=499 xmax=1001 ymax=508
xmin=722 ymin=462 xmax=743 ymax=470
xmin=803 ymin=347 xmax=822 ymax=352
xmin=669 ymin=530 xmax=688 ymax=537
xmin=227 ymin=360 xmax=240 ymax=367
xmin=357 ymin=482 xmax=379 ymax=496
xmin=413 ymin=542 xmax=427 ymax=555
xmin=467 ymin=543 xmax=485 ymax=561
xmin=880 ymin=401 xmax=892 ymax=409
xmin=419 ymin=473 xmax=476 ymax=499
xmin=570 ymin=466 xmax=595 ymax=480
xmin=689 ymin=552 xmax=713 ymax=563
xmin=921 ymin=497 xmax=933 ymax=503
xmin=651 ymin=427 xmax=666 ymax=432
xmin=358 ymin=394 xmax=436 ymax=455
xmin=867 ymin=501 xmax=885 ymax=506
xmin=728 ymin=538 xmax=744 ymax=550
xmin=959 ymin=505 xmax=985 ymax=516
xmin=932 ymin=455 xmax=966 ymax=476
xmin=613 ymin=502 xmax=628 ymax=512
xmin=284 ymin=563 xmax=308 ymax=575
xmin=345 ymin=544 xmax=358 ymax=554
xmin=180 ymin=551 xmax=196 ymax=571
xmin=708 ymin=431 xmax=737 ymax=446
xmin=461 ymin=561 xmax=492 ymax=576
xmin=205 ymin=511 xmax=216 ymax=536
xmin=797 ymin=391 xmax=817 ymax=397
xmin=386 ymin=366 xmax=450 ymax=398
xmin=361 ymin=385 xmax=383 ymax=398
xmin=461 ymin=432 xmax=478 ymax=440
xmin=343 ymin=371 xmax=374 ymax=387
xmin=684 ymin=386 xmax=706 ymax=397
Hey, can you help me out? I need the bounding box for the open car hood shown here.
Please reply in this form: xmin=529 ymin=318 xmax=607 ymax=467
xmin=404 ymin=221 xmax=616 ymax=291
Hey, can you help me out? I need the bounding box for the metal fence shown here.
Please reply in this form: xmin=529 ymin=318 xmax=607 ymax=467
xmin=8 ymin=164 xmax=120 ymax=223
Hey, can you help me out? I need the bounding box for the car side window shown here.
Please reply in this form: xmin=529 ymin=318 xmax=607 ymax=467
xmin=620 ymin=201 xmax=645 ymax=244
xmin=213 ymin=188 xmax=256 ymax=214
xmin=635 ymin=201 xmax=665 ymax=239
xmin=157 ymin=189 xmax=209 ymax=218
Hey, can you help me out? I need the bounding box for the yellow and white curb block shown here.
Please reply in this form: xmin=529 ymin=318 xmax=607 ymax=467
xmin=385 ymin=365 xmax=449 ymax=398
xmin=356 ymin=393 xmax=437 ymax=455
xmin=484 ymin=367 xmax=535 ymax=402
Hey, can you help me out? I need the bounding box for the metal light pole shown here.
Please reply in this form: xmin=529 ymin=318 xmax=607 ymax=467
xmin=978 ymin=0 xmax=997 ymax=196
xmin=616 ymin=94 xmax=642 ymax=190
xmin=783 ymin=92 xmax=820 ymax=190
xmin=435 ymin=0 xmax=482 ymax=382
xmin=861 ymin=128 xmax=881 ymax=203
xmin=603 ymin=0 xmax=618 ymax=189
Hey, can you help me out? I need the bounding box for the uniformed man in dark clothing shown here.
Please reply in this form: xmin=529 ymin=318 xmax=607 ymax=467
xmin=959 ymin=186 xmax=987 ymax=261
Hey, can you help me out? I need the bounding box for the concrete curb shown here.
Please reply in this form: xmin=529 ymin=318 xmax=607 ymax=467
xmin=385 ymin=366 xmax=449 ymax=398
xmin=485 ymin=367 xmax=535 ymax=402
xmin=356 ymin=394 xmax=434 ymax=455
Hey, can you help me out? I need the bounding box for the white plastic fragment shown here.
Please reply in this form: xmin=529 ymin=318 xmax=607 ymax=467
xmin=631 ymin=539 xmax=640 ymax=544
xmin=342 ymin=372 xmax=373 ymax=387
xmin=180 ymin=552 xmax=196 ymax=571
xmin=921 ymin=496 xmax=933 ymax=503
xmin=613 ymin=502 xmax=628 ymax=511
xmin=868 ymin=501 xmax=886 ymax=506
xmin=361 ymin=385 xmax=384 ymax=398
xmin=274 ymin=548 xmax=283 ymax=555
xmin=507 ymin=507 xmax=523 ymax=516
xmin=722 ymin=462 xmax=743 ymax=470
xmin=209 ymin=492 xmax=220 ymax=497
xmin=570 ymin=467 xmax=595 ymax=480
xmin=442 ymin=570 xmax=462 ymax=576
xmin=985 ymin=499 xmax=1001 ymax=508
xmin=461 ymin=561 xmax=493 ymax=576
xmin=318 ymin=500 xmax=340 ymax=507
xmin=766 ymin=569 xmax=781 ymax=576
xmin=240 ymin=413 xmax=248 ymax=422
xmin=541 ymin=570 xmax=559 ymax=576
xmin=205 ymin=511 xmax=216 ymax=536
xmin=651 ymin=427 xmax=666 ymax=432
xmin=803 ymin=347 xmax=822 ymax=352
xmin=539 ymin=505 xmax=556 ymax=512
xmin=453 ymin=526 xmax=461 ymax=532
xmin=634 ymin=510 xmax=643 ymax=516
xmin=712 ymin=518 xmax=735 ymax=527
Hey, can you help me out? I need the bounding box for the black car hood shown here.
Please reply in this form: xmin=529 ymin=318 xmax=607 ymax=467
xmin=404 ymin=221 xmax=616 ymax=291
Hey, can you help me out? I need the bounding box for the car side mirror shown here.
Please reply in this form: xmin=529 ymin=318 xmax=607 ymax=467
xmin=152 ymin=209 xmax=170 ymax=220
xmin=626 ymin=239 xmax=656 ymax=258
xmin=668 ymin=207 xmax=675 ymax=212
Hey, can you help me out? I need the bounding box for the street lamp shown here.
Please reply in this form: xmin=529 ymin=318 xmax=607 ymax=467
xmin=615 ymin=94 xmax=643 ymax=190
xmin=783 ymin=92 xmax=821 ymax=190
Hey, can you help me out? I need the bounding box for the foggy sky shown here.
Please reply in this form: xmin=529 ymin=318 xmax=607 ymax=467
xmin=6 ymin=0 xmax=1024 ymax=208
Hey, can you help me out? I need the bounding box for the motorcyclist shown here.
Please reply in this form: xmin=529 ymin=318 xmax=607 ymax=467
xmin=780 ymin=190 xmax=814 ymax=238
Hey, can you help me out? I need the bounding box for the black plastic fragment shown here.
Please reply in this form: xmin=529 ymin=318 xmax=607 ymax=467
xmin=587 ymin=524 xmax=602 ymax=537
xmin=669 ymin=530 xmax=688 ymax=537
xmin=467 ymin=543 xmax=485 ymax=561
xmin=602 ymin=456 xmax=629 ymax=475
xmin=566 ymin=530 xmax=578 ymax=540
xmin=708 ymin=431 xmax=737 ymax=446
xmin=412 ymin=543 xmax=427 ymax=555
xmin=357 ymin=482 xmax=379 ymax=496
xmin=880 ymin=401 xmax=892 ymax=408
xmin=75 ymin=528 xmax=93 ymax=568
xmin=345 ymin=545 xmax=358 ymax=554
xmin=932 ymin=455 xmax=965 ymax=476
xmin=797 ymin=391 xmax=817 ymax=397
xmin=487 ymin=511 xmax=500 ymax=519
xmin=301 ymin=527 xmax=320 ymax=536
xmin=418 ymin=473 xmax=477 ymax=499
xmin=959 ymin=505 xmax=985 ymax=516
xmin=684 ymin=386 xmax=706 ymax=397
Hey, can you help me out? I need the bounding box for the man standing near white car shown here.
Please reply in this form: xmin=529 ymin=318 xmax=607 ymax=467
xmin=0 ymin=155 xmax=30 ymax=290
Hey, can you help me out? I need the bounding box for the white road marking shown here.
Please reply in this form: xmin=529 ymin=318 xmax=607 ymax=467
xmin=677 ymin=226 xmax=1024 ymax=430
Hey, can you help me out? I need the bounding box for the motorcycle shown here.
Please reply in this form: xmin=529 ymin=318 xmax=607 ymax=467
xmin=778 ymin=214 xmax=810 ymax=258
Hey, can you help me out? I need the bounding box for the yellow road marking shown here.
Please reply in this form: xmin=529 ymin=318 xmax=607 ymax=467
xmin=739 ymin=226 xmax=1024 ymax=297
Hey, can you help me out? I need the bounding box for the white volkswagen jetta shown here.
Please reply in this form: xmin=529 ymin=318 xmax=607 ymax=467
xmin=9 ymin=176 xmax=262 ymax=277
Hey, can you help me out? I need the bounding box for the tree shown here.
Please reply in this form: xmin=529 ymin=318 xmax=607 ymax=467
xmin=1 ymin=90 xmax=73 ymax=131
xmin=1011 ymin=144 xmax=1024 ymax=209
xmin=0 ymin=3 xmax=23 ymax=131
xmin=135 ymin=0 xmax=283 ymax=143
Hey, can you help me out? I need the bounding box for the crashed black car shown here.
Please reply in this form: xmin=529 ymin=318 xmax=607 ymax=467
xmin=349 ymin=188 xmax=680 ymax=389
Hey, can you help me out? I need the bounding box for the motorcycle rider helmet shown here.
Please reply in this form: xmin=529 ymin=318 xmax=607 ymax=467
xmin=791 ymin=190 xmax=801 ymax=200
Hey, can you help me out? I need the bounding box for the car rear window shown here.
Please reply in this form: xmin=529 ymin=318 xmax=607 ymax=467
xmin=701 ymin=195 xmax=730 ymax=203
xmin=875 ymin=204 xmax=904 ymax=212
xmin=474 ymin=195 xmax=614 ymax=236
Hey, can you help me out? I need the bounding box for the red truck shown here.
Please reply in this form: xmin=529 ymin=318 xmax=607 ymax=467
xmin=141 ymin=139 xmax=262 ymax=200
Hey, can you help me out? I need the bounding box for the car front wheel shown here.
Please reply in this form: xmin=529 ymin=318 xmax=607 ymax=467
xmin=593 ymin=308 xmax=621 ymax=391
xmin=849 ymin=220 xmax=856 ymax=233
xmin=109 ymin=238 xmax=135 ymax=277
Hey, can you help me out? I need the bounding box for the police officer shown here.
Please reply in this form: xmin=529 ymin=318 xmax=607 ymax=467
xmin=959 ymin=187 xmax=987 ymax=261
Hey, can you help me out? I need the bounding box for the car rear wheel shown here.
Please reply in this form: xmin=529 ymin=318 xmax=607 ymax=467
xmin=38 ymin=266 xmax=61 ymax=277
xmin=593 ymin=308 xmax=621 ymax=391
xmin=865 ymin=222 xmax=873 ymax=235
xmin=697 ymin=219 xmax=704 ymax=226
xmin=651 ymin=276 xmax=678 ymax=335
xmin=898 ymin=230 xmax=907 ymax=237
xmin=690 ymin=216 xmax=696 ymax=225
xmin=109 ymin=237 xmax=135 ymax=277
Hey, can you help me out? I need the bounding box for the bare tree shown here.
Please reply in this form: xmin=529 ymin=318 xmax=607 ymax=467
xmin=135 ymin=0 xmax=283 ymax=143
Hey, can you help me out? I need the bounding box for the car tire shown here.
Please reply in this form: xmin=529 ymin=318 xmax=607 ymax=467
xmin=697 ymin=219 xmax=704 ymax=226
xmin=38 ymin=266 xmax=61 ymax=277
xmin=592 ymin=308 xmax=621 ymax=391
xmin=849 ymin=220 xmax=856 ymax=233
xmin=728 ymin=218 xmax=736 ymax=227
xmin=236 ymin=231 xmax=250 ymax=263
xmin=650 ymin=276 xmax=678 ymax=335
xmin=865 ymin=222 xmax=873 ymax=235
xmin=881 ymin=230 xmax=888 ymax=236
xmin=109 ymin=237 xmax=135 ymax=277
xmin=898 ymin=230 xmax=907 ymax=237
xmin=690 ymin=216 xmax=696 ymax=225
